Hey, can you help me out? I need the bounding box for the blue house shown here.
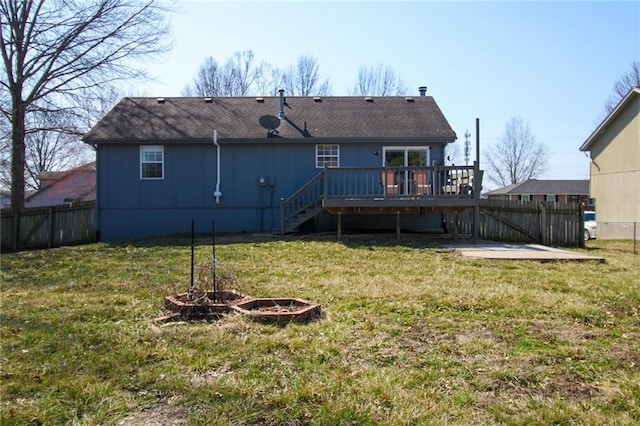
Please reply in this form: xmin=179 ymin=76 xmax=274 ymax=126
xmin=84 ymin=89 xmax=482 ymax=242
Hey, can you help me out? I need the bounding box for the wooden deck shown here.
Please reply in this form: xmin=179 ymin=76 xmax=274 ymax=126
xmin=281 ymin=165 xmax=482 ymax=234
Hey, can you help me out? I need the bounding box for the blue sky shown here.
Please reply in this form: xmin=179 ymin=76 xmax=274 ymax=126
xmin=138 ymin=0 xmax=639 ymax=186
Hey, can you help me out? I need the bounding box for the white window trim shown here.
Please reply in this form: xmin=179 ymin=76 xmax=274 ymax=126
xmin=521 ymin=194 xmax=531 ymax=201
xmin=316 ymin=144 xmax=340 ymax=168
xmin=140 ymin=145 xmax=164 ymax=180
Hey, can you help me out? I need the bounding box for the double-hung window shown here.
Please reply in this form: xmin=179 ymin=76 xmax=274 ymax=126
xmin=140 ymin=145 xmax=164 ymax=179
xmin=316 ymin=144 xmax=339 ymax=168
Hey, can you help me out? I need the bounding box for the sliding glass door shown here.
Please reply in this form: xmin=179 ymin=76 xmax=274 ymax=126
xmin=383 ymin=147 xmax=430 ymax=194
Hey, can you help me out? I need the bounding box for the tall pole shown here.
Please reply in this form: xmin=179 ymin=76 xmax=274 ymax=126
xmin=476 ymin=118 xmax=480 ymax=168
xmin=473 ymin=119 xmax=481 ymax=242
xmin=212 ymin=219 xmax=217 ymax=302
xmin=189 ymin=219 xmax=195 ymax=301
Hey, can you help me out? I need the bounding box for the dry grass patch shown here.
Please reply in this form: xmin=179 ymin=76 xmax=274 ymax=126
xmin=1 ymin=236 xmax=639 ymax=424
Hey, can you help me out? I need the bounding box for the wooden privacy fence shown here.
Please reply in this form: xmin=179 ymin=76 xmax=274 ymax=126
xmin=445 ymin=199 xmax=584 ymax=247
xmin=1 ymin=201 xmax=96 ymax=252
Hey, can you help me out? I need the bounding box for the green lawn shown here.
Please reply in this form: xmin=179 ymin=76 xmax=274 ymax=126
xmin=1 ymin=235 xmax=639 ymax=425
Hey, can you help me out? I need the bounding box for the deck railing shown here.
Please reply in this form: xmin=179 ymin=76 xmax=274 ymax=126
xmin=281 ymin=165 xmax=478 ymax=233
xmin=323 ymin=165 xmax=476 ymax=199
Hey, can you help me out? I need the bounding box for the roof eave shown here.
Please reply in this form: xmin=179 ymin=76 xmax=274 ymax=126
xmin=580 ymin=87 xmax=640 ymax=152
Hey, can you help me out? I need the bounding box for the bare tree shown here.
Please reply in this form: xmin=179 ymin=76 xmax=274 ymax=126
xmin=349 ymin=65 xmax=408 ymax=96
xmin=281 ymin=54 xmax=331 ymax=96
xmin=183 ymin=50 xmax=268 ymax=97
xmin=444 ymin=142 xmax=462 ymax=166
xmin=183 ymin=56 xmax=223 ymax=96
xmin=0 ymin=0 xmax=173 ymax=208
xmin=252 ymin=62 xmax=282 ymax=96
xmin=604 ymin=60 xmax=640 ymax=113
xmin=484 ymin=117 xmax=548 ymax=188
xmin=23 ymin=110 xmax=93 ymax=190
xmin=224 ymin=50 xmax=260 ymax=96
xmin=0 ymin=114 xmax=10 ymax=190
xmin=75 ymin=85 xmax=122 ymax=137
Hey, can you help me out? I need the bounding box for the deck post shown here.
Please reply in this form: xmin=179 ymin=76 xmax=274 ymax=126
xmin=454 ymin=211 xmax=458 ymax=239
xmin=337 ymin=211 xmax=342 ymax=241
xmin=396 ymin=210 xmax=401 ymax=239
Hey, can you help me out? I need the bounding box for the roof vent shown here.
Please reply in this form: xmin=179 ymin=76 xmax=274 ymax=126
xmin=157 ymin=97 xmax=166 ymax=104
xmin=313 ymin=96 xmax=322 ymax=102
xmin=256 ymin=97 xmax=265 ymax=103
xmin=204 ymin=97 xmax=213 ymax=103
xmin=364 ymin=97 xmax=374 ymax=102
xmin=278 ymin=89 xmax=286 ymax=119
xmin=418 ymin=86 xmax=427 ymax=96
xmin=405 ymin=97 xmax=414 ymax=102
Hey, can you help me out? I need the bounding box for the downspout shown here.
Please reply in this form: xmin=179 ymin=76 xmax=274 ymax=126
xmin=213 ymin=129 xmax=222 ymax=204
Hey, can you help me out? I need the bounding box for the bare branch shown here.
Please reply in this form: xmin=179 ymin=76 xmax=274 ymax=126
xmin=281 ymin=54 xmax=331 ymax=96
xmin=1 ymin=0 xmax=173 ymax=207
xmin=484 ymin=117 xmax=549 ymax=188
xmin=349 ymin=65 xmax=407 ymax=96
xmin=604 ymin=60 xmax=640 ymax=114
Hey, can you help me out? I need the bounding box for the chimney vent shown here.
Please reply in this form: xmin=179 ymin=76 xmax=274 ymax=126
xmin=278 ymin=89 xmax=286 ymax=119
xmin=418 ymin=86 xmax=427 ymax=96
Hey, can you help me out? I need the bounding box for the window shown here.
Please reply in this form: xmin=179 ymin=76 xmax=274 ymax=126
xmin=545 ymin=194 xmax=556 ymax=203
xmin=383 ymin=147 xmax=430 ymax=167
xmin=316 ymin=144 xmax=339 ymax=168
xmin=140 ymin=145 xmax=164 ymax=179
xmin=520 ymin=194 xmax=531 ymax=201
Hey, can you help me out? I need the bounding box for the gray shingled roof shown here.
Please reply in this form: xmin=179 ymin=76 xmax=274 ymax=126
xmin=487 ymin=179 xmax=589 ymax=195
xmin=83 ymin=96 xmax=457 ymax=143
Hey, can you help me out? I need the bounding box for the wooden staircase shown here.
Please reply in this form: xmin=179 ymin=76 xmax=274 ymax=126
xmin=280 ymin=170 xmax=326 ymax=234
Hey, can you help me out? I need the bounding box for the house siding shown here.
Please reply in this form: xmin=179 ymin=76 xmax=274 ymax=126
xmin=588 ymin=95 xmax=640 ymax=239
xmin=96 ymin=139 xmax=447 ymax=241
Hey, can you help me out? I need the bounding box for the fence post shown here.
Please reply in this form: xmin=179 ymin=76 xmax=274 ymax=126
xmin=578 ymin=204 xmax=585 ymax=248
xmin=539 ymin=203 xmax=547 ymax=245
xmin=47 ymin=206 xmax=54 ymax=249
xmin=12 ymin=209 xmax=19 ymax=251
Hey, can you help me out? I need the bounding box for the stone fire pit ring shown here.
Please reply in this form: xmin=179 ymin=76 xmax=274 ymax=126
xmin=164 ymin=289 xmax=247 ymax=320
xmin=230 ymin=297 xmax=321 ymax=324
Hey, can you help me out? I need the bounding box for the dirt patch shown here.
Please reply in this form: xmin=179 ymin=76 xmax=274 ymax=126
xmin=530 ymin=319 xmax=601 ymax=345
xmin=118 ymin=397 xmax=188 ymax=426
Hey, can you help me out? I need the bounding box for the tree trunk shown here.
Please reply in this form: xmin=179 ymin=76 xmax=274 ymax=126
xmin=11 ymin=101 xmax=26 ymax=209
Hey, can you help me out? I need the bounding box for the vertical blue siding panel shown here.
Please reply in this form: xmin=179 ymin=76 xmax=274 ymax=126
xmin=96 ymin=140 xmax=451 ymax=241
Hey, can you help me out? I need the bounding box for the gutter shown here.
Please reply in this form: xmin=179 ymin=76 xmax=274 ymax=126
xmin=213 ymin=129 xmax=222 ymax=203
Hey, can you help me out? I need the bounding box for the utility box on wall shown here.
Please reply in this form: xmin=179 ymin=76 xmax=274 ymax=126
xmin=258 ymin=177 xmax=275 ymax=187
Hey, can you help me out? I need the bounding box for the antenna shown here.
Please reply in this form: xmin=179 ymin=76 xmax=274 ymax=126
xmin=464 ymin=130 xmax=471 ymax=166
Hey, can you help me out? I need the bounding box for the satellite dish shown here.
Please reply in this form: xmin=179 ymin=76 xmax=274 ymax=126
xmin=259 ymin=115 xmax=281 ymax=130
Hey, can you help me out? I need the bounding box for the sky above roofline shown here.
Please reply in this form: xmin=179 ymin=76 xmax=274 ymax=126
xmin=130 ymin=1 xmax=639 ymax=189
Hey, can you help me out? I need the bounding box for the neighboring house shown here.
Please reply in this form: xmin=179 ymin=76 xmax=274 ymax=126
xmin=485 ymin=179 xmax=592 ymax=206
xmin=83 ymin=89 xmax=484 ymax=242
xmin=26 ymin=162 xmax=96 ymax=208
xmin=579 ymin=87 xmax=640 ymax=239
